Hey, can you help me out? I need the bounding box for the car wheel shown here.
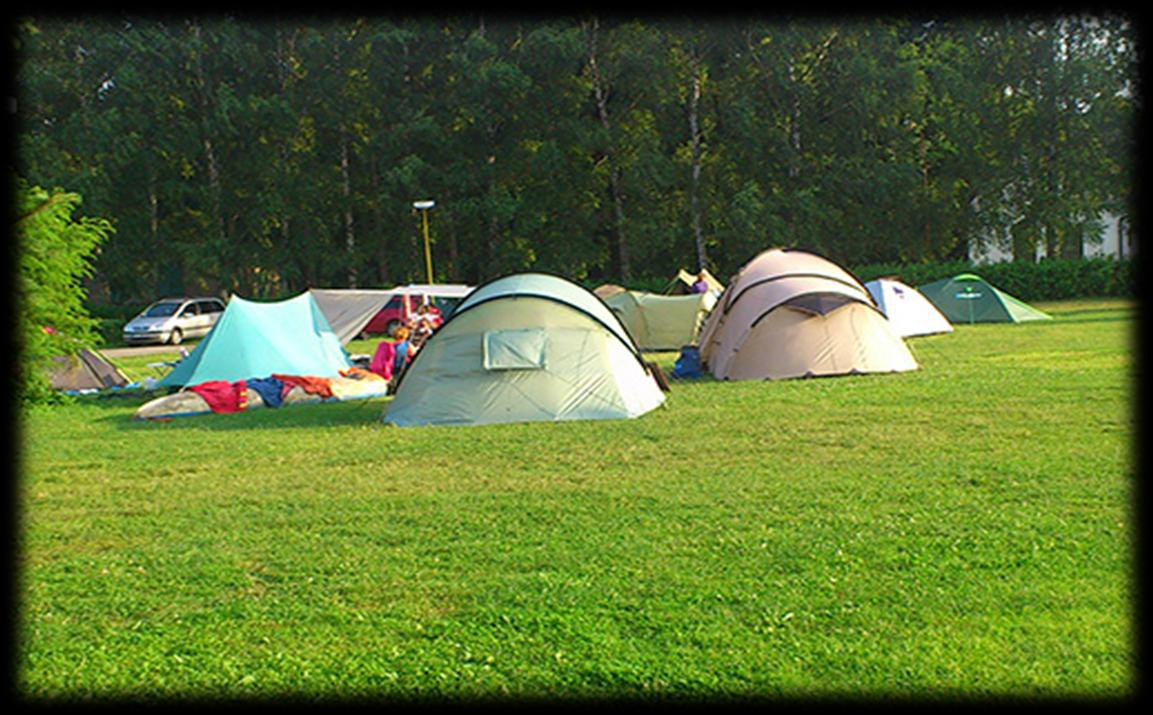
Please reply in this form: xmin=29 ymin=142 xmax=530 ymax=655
xmin=170 ymin=328 xmax=183 ymax=345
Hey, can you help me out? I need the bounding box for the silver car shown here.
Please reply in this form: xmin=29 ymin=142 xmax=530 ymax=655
xmin=122 ymin=297 xmax=227 ymax=345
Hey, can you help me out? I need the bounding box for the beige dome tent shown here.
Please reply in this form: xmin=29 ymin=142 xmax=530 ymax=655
xmin=698 ymin=248 xmax=918 ymax=380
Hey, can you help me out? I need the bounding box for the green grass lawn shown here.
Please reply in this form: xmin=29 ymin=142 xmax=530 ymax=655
xmin=17 ymin=298 xmax=1135 ymax=701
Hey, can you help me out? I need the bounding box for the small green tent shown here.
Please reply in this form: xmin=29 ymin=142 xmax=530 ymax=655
xmin=917 ymin=273 xmax=1052 ymax=324
xmin=157 ymin=292 xmax=350 ymax=388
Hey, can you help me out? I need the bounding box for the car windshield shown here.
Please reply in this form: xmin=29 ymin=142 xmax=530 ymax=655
xmin=143 ymin=302 xmax=181 ymax=318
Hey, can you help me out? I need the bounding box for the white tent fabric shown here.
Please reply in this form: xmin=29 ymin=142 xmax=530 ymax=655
xmin=864 ymin=278 xmax=954 ymax=338
xmin=698 ymin=248 xmax=918 ymax=380
xmin=383 ymin=273 xmax=666 ymax=427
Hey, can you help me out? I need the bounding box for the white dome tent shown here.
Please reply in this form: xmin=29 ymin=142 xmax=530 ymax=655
xmin=864 ymin=277 xmax=954 ymax=338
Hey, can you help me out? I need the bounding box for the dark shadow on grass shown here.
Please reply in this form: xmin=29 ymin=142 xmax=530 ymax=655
xmin=64 ymin=390 xmax=164 ymax=410
xmin=91 ymin=395 xmax=391 ymax=431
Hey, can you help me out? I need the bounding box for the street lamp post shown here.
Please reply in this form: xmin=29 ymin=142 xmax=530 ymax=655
xmin=413 ymin=200 xmax=436 ymax=284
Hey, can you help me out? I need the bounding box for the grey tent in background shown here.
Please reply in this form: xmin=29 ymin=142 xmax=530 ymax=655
xmin=309 ymin=289 xmax=400 ymax=344
xmin=48 ymin=348 xmax=130 ymax=391
xmin=310 ymin=285 xmax=473 ymax=345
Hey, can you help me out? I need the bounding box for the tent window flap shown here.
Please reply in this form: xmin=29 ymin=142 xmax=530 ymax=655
xmin=483 ymin=329 xmax=547 ymax=370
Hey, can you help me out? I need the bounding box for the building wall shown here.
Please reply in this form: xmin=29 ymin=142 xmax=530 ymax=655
xmin=970 ymin=212 xmax=1134 ymax=264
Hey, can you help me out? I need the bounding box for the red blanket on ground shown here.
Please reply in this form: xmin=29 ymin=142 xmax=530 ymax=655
xmin=188 ymin=380 xmax=249 ymax=413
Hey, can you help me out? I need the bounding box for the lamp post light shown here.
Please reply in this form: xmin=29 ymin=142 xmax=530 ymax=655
xmin=413 ymin=200 xmax=436 ymax=284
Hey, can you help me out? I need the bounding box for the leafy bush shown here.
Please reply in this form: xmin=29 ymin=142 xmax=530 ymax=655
xmin=17 ymin=180 xmax=113 ymax=405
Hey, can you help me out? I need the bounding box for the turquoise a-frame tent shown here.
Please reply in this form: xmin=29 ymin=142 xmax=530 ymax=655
xmin=917 ymin=273 xmax=1052 ymax=324
xmin=157 ymin=292 xmax=351 ymax=388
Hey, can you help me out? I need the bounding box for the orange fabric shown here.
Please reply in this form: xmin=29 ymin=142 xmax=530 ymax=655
xmin=340 ymin=366 xmax=386 ymax=381
xmin=272 ymin=374 xmax=334 ymax=399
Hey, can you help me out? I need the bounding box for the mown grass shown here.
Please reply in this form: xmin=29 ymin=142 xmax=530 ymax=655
xmin=17 ymin=298 xmax=1135 ymax=702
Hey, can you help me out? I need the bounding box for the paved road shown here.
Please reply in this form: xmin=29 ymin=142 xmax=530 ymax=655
xmin=103 ymin=344 xmax=197 ymax=358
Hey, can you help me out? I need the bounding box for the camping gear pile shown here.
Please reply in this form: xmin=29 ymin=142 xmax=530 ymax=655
xmin=134 ymin=368 xmax=388 ymax=420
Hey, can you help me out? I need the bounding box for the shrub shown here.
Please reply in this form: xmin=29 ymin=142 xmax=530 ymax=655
xmin=17 ymin=180 xmax=113 ymax=406
xmin=849 ymin=257 xmax=1133 ymax=302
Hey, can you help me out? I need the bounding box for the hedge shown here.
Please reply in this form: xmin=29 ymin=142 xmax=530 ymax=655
xmin=632 ymin=256 xmax=1135 ymax=302
xmin=848 ymin=257 xmax=1134 ymax=302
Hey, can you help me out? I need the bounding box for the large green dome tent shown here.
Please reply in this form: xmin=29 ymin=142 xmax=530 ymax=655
xmin=382 ymin=273 xmax=666 ymax=427
xmin=917 ymin=273 xmax=1052 ymax=324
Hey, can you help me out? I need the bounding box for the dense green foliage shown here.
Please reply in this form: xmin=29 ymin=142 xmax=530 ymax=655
xmin=19 ymin=299 xmax=1133 ymax=699
xmin=851 ymin=256 xmax=1134 ymax=300
xmin=15 ymin=180 xmax=113 ymax=404
xmin=15 ymin=15 xmax=1136 ymax=303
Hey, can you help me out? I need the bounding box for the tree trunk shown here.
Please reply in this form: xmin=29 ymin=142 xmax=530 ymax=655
xmin=340 ymin=134 xmax=357 ymax=287
xmin=189 ymin=21 xmax=228 ymax=289
xmin=586 ymin=18 xmax=630 ymax=282
xmin=1060 ymin=222 xmax=1084 ymax=259
xmin=688 ymin=65 xmax=707 ymax=272
xmin=1012 ymin=220 xmax=1038 ymax=263
xmin=148 ymin=171 xmax=162 ymax=294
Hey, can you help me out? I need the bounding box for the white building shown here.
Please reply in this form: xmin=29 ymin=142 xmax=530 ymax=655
xmin=970 ymin=212 xmax=1134 ymax=264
